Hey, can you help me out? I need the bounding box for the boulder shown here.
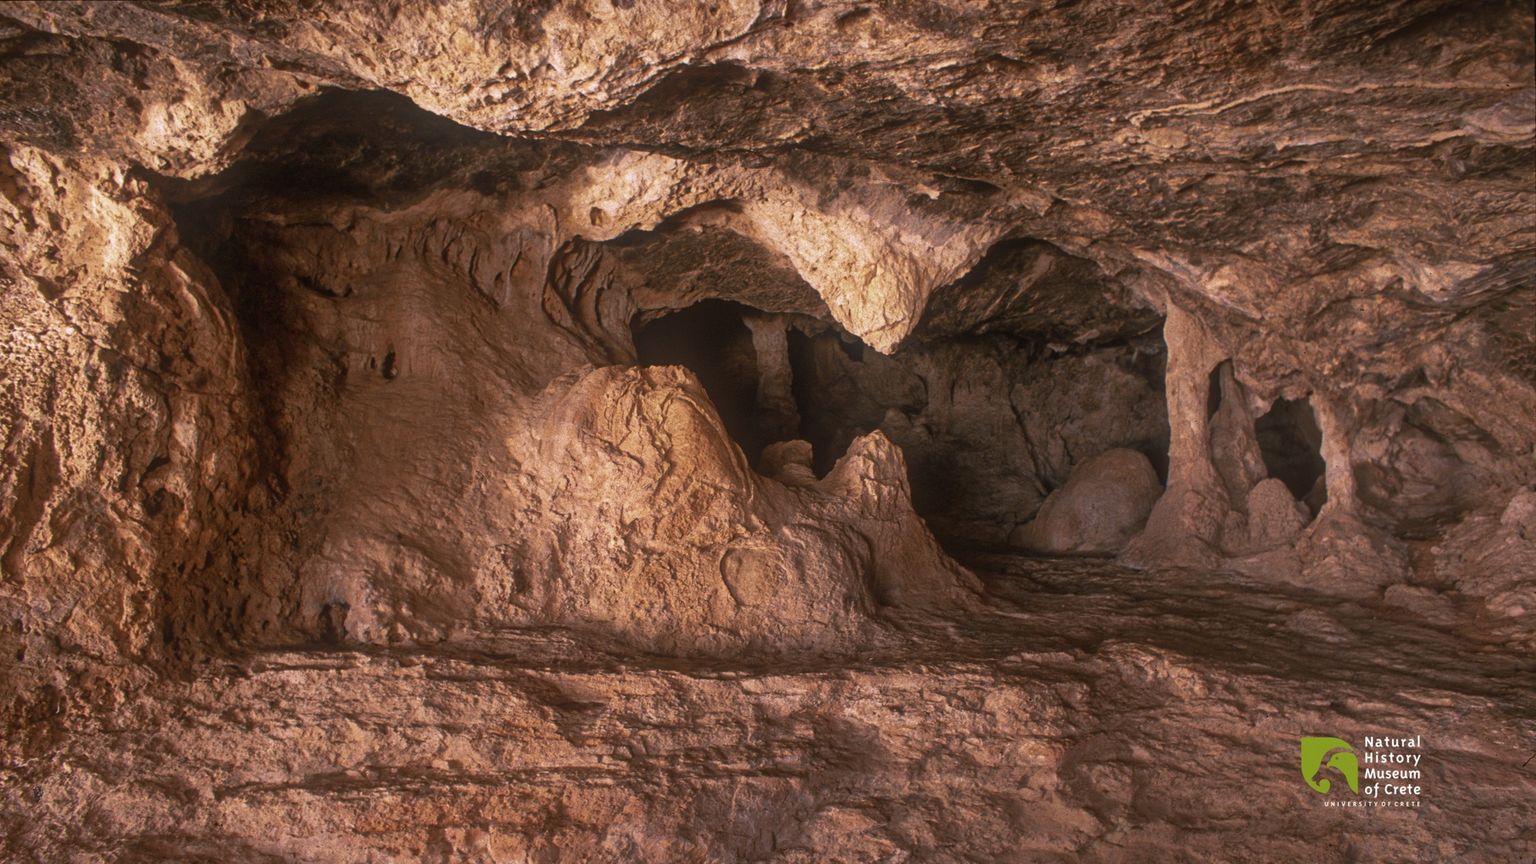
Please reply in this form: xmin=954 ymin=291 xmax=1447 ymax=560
xmin=1243 ymin=477 xmax=1312 ymax=550
xmin=1014 ymin=448 xmax=1163 ymax=554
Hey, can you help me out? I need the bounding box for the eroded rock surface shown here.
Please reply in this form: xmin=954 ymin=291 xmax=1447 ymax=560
xmin=1015 ymin=449 xmax=1162 ymax=555
xmin=1 ymin=1 xmax=1533 ymax=860
xmin=7 ymin=560 xmax=1534 ymax=863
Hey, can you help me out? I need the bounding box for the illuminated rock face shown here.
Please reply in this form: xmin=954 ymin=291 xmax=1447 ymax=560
xmin=0 ymin=2 xmax=1532 ymax=860
xmin=1015 ymin=448 xmax=1163 ymax=555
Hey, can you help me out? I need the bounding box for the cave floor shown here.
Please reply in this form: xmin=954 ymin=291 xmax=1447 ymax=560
xmin=6 ymin=557 xmax=1532 ymax=863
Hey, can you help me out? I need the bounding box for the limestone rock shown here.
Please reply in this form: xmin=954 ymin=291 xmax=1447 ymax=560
xmin=1243 ymin=478 xmax=1312 ymax=551
xmin=1014 ymin=449 xmax=1163 ymax=555
xmin=1498 ymin=486 xmax=1536 ymax=540
xmin=509 ymin=364 xmax=976 ymax=654
xmin=1 ymin=1 xmax=1534 ymax=860
xmin=759 ymin=439 xmax=817 ymax=486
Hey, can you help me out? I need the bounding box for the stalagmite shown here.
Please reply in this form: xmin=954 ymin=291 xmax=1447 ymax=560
xmin=1 ymin=2 xmax=1532 ymax=860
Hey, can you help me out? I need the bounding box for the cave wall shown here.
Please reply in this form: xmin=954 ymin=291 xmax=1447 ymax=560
xmin=785 ymin=329 xmax=1169 ymax=547
xmin=153 ymin=99 xmax=985 ymax=656
xmin=0 ymin=3 xmax=1533 ymax=860
xmin=0 ymin=0 xmax=1531 ymax=726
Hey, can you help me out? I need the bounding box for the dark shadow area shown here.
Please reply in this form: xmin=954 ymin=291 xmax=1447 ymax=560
xmin=1255 ymin=396 xmax=1328 ymax=515
xmin=786 ymin=328 xmax=911 ymax=477
xmin=156 ymin=88 xmax=586 ymax=210
xmin=633 ymin=301 xmax=768 ymax=461
xmin=1207 ymin=362 xmax=1226 ymax=420
xmin=911 ymin=237 xmax=1162 ymax=345
xmin=784 ymin=324 xmax=1170 ymax=551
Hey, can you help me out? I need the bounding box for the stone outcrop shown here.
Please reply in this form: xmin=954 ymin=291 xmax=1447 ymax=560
xmin=1015 ymin=448 xmax=1163 ymax=555
xmin=0 ymin=1 xmax=1532 ymax=860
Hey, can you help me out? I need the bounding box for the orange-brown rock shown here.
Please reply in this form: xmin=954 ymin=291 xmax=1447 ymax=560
xmin=1 ymin=2 xmax=1532 ymax=861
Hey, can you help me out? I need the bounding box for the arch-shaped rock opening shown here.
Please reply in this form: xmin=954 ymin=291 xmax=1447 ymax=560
xmin=630 ymin=293 xmax=1170 ymax=555
xmin=786 ymin=326 xmax=914 ymax=477
xmin=785 ymin=324 xmax=1170 ymax=552
xmin=5 ymin=6 xmax=1534 ymax=859
xmin=154 ymin=81 xmax=1182 ymax=578
xmin=1206 ymin=362 xmax=1226 ymax=420
xmin=631 ymin=300 xmax=795 ymax=465
xmin=1255 ymin=396 xmax=1328 ymax=517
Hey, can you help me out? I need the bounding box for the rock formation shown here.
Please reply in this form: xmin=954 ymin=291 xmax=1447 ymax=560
xmin=0 ymin=1 xmax=1532 ymax=860
xmin=1015 ymin=448 xmax=1162 ymax=555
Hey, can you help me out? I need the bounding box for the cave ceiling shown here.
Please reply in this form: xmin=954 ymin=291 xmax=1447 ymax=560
xmin=1 ymin=2 xmax=1534 ymax=861
xmin=5 ymin=1 xmax=1531 ymax=349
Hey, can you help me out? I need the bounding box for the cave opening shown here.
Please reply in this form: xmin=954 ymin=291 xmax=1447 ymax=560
xmin=633 ymin=295 xmax=1170 ymax=554
xmin=157 ymin=84 xmax=1180 ymax=561
xmin=164 ymin=87 xmax=1177 ymax=561
xmin=632 ymin=300 xmax=785 ymax=464
xmin=630 ymin=300 xmax=884 ymax=477
xmin=1255 ymin=396 xmax=1328 ymax=516
xmin=1207 ymin=362 xmax=1226 ymax=419
xmin=786 ymin=325 xmax=915 ymax=476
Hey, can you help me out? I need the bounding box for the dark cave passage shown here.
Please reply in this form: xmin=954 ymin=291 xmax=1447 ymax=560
xmin=6 ymin=6 xmax=1534 ymax=860
xmin=634 ymin=299 xmax=1171 ymax=551
xmin=1207 ymin=361 xmax=1328 ymax=522
xmin=1207 ymin=362 xmax=1227 ymax=420
xmin=632 ymin=301 xmax=896 ymax=476
xmin=631 ymin=300 xmax=801 ymax=465
xmin=787 ymin=326 xmax=919 ymax=478
xmin=1256 ymin=396 xmax=1328 ymax=515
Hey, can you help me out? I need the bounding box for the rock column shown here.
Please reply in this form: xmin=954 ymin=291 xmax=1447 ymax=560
xmin=743 ymin=314 xmax=801 ymax=446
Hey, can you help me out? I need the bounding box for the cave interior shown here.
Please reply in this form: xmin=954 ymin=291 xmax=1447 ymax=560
xmin=1 ymin=3 xmax=1533 ymax=860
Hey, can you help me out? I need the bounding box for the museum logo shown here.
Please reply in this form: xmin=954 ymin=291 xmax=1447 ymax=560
xmin=1300 ymin=735 xmax=1424 ymax=808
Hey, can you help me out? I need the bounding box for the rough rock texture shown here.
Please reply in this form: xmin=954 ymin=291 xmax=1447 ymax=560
xmin=6 ymin=560 xmax=1535 ymax=863
xmin=1015 ymin=449 xmax=1162 ymax=555
xmin=1 ymin=0 xmax=1533 ymax=860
